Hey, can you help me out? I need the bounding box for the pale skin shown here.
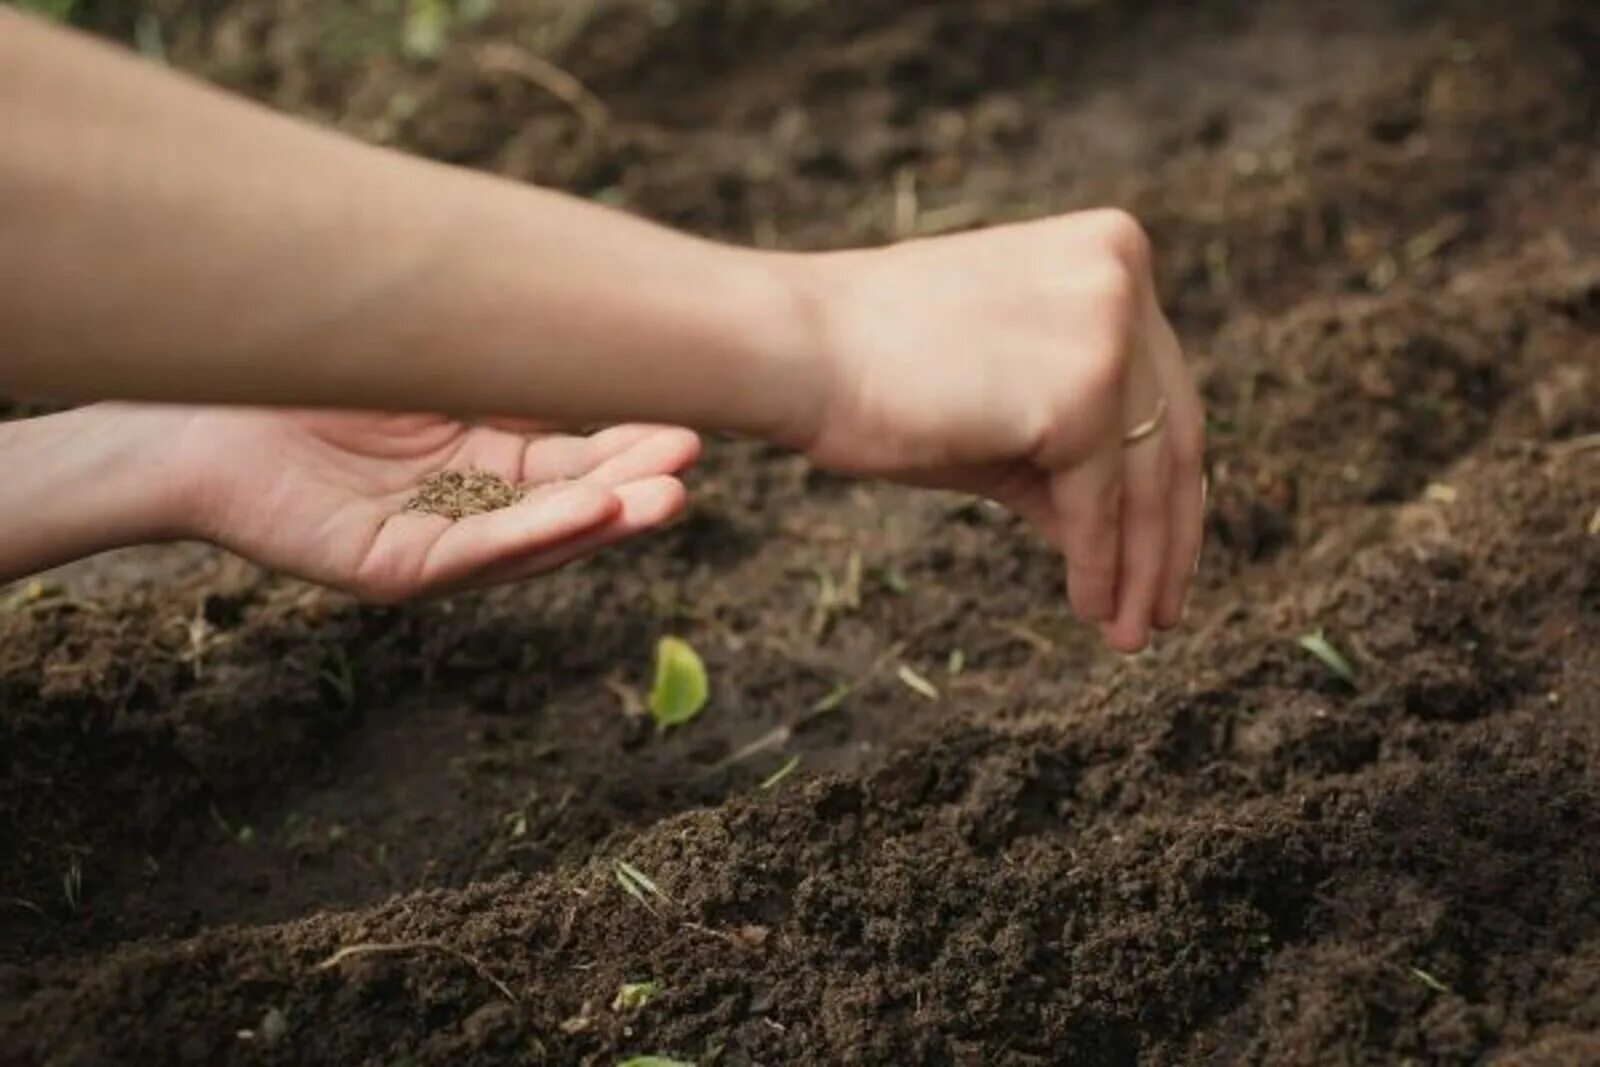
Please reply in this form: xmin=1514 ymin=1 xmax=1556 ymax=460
xmin=0 ymin=9 xmax=1204 ymax=652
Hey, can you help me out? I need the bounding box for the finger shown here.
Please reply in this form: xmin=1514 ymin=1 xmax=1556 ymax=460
xmin=355 ymin=482 xmax=620 ymax=600
xmin=1102 ymin=413 xmax=1171 ymax=653
xmin=577 ymin=427 xmax=702 ymax=487
xmin=457 ymin=475 xmax=690 ymax=590
xmin=1147 ymin=318 xmax=1206 ymax=629
xmin=1051 ymin=443 xmax=1123 ymax=623
xmin=522 ymin=425 xmax=700 ymax=485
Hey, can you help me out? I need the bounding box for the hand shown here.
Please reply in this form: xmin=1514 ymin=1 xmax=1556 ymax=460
xmin=790 ymin=210 xmax=1205 ymax=652
xmin=169 ymin=407 xmax=700 ymax=601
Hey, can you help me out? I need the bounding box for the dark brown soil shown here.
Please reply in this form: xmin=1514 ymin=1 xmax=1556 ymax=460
xmin=3 ymin=0 xmax=1599 ymax=1064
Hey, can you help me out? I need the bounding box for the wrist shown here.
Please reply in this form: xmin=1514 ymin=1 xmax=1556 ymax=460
xmin=725 ymin=249 xmax=835 ymax=450
xmin=0 ymin=405 xmax=202 ymax=582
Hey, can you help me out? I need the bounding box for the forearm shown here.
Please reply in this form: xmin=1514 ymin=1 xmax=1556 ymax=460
xmin=0 ymin=10 xmax=821 ymax=443
xmin=0 ymin=406 xmax=192 ymax=582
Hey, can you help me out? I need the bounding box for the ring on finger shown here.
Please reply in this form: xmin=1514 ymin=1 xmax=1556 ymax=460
xmin=1122 ymin=397 xmax=1168 ymax=447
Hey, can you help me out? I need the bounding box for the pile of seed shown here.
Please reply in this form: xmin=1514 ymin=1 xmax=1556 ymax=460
xmin=406 ymin=469 xmax=525 ymax=520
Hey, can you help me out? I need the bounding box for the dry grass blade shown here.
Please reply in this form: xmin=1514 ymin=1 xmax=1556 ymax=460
xmin=759 ymin=755 xmax=801 ymax=791
xmin=1408 ymin=966 xmax=1453 ymax=995
xmin=896 ymin=663 xmax=941 ymax=702
xmin=314 ymin=940 xmax=518 ymax=1004
xmin=475 ymin=42 xmax=608 ymax=128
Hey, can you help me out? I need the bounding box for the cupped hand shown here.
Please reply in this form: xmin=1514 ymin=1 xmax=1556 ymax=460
xmin=168 ymin=408 xmax=700 ymax=600
xmin=791 ymin=209 xmax=1205 ymax=652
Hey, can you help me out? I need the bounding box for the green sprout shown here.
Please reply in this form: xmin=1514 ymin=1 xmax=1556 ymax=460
xmin=618 ymin=1058 xmax=694 ymax=1067
xmin=760 ymin=755 xmax=801 ymax=791
xmin=1297 ymin=630 xmax=1357 ymax=686
xmin=614 ymin=859 xmax=673 ymax=914
xmin=649 ymin=637 xmax=709 ymax=729
xmin=879 ymin=565 xmax=909 ymax=595
xmin=209 ymin=803 xmax=256 ymax=846
xmin=812 ymin=679 xmax=855 ymax=713
xmin=61 ymin=857 xmax=83 ymax=912
xmin=402 ymin=0 xmax=451 ymax=59
xmin=1408 ymin=966 xmax=1452 ymax=994
xmin=613 ymin=980 xmax=660 ymax=1012
xmin=320 ymin=646 xmax=357 ymax=710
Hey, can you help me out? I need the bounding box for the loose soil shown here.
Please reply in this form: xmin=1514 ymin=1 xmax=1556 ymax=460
xmin=3 ymin=0 xmax=1598 ymax=1064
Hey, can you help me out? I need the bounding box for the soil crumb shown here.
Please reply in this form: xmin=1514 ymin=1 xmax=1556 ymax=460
xmin=406 ymin=469 xmax=524 ymax=520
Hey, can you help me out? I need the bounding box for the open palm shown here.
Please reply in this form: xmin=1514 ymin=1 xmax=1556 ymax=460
xmin=176 ymin=408 xmax=700 ymax=600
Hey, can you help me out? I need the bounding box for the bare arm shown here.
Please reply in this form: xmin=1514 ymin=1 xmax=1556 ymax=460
xmin=0 ymin=9 xmax=818 ymax=440
xmin=0 ymin=8 xmax=1206 ymax=650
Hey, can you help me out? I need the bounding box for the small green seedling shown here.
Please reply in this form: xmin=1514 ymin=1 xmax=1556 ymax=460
xmin=1408 ymin=966 xmax=1452 ymax=995
xmin=209 ymin=803 xmax=256 ymax=846
xmin=649 ymin=637 xmax=709 ymax=729
xmin=760 ymin=755 xmax=801 ymax=791
xmin=320 ymin=647 xmax=358 ymax=710
xmin=402 ymin=0 xmax=451 ymax=59
xmin=61 ymin=858 xmax=83 ymax=912
xmin=613 ymin=980 xmax=660 ymax=1012
xmin=617 ymin=1057 xmax=694 ymax=1067
xmin=880 ymin=565 xmax=909 ymax=595
xmin=812 ymin=679 xmax=855 ymax=713
xmin=1297 ymin=630 xmax=1357 ymax=686
xmin=614 ymin=859 xmax=673 ymax=913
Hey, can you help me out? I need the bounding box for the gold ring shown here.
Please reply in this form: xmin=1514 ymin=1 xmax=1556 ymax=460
xmin=1122 ymin=397 xmax=1168 ymax=447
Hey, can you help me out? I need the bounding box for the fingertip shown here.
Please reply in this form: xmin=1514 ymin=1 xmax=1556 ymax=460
xmin=1101 ymin=617 xmax=1151 ymax=655
xmin=522 ymin=482 xmax=622 ymax=536
xmin=656 ymin=428 xmax=704 ymax=477
xmin=614 ymin=474 xmax=690 ymax=529
xmin=668 ymin=427 xmax=704 ymax=464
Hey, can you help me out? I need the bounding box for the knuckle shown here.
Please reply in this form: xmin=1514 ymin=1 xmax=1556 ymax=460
xmin=1082 ymin=259 xmax=1141 ymax=317
xmin=1086 ymin=208 xmax=1153 ymax=271
xmin=1069 ymin=314 xmax=1133 ymax=407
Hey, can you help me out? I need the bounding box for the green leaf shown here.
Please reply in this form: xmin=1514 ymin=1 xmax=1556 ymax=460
xmin=613 ymin=980 xmax=659 ymax=1011
xmin=649 ymin=637 xmax=709 ymax=728
xmin=1297 ymin=630 xmax=1357 ymax=686
xmin=618 ymin=1058 xmax=694 ymax=1067
xmin=402 ymin=0 xmax=451 ymax=60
